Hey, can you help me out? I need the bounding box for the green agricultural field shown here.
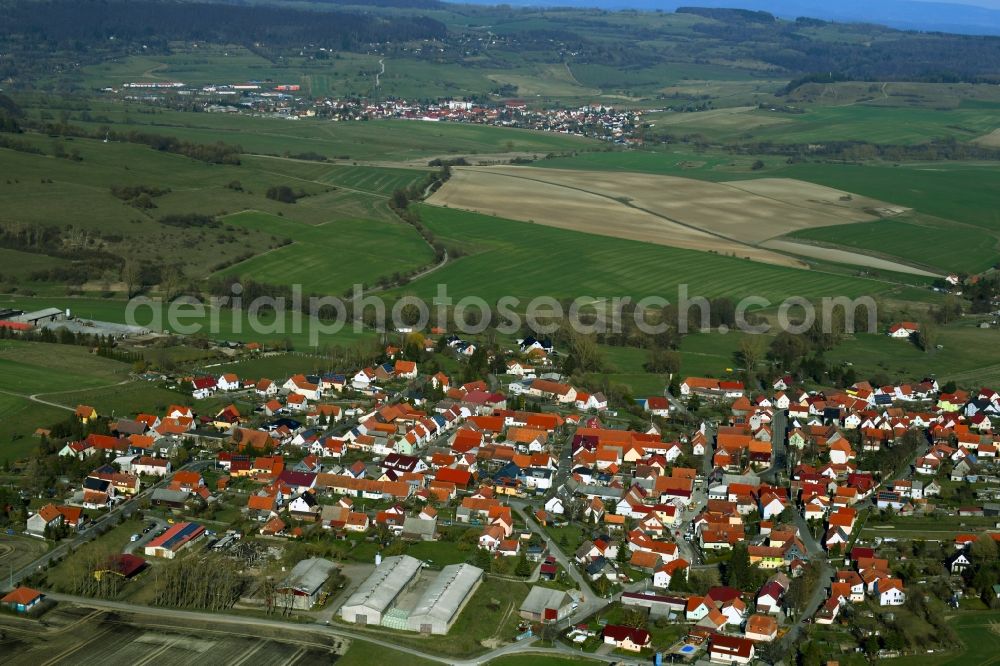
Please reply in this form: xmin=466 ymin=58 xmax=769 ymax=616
xmin=786 ymin=217 xmax=1000 ymax=274
xmin=589 ymin=345 xmax=668 ymax=397
xmin=487 ymin=655 xmax=605 ymax=666
xmin=29 ymin=98 xmax=594 ymax=162
xmin=217 ymin=210 xmax=435 ymax=294
xmin=535 ymin=152 xmax=1000 ymax=274
xmin=338 ymin=642 xmax=439 ymax=666
xmin=0 ymin=249 xmax=62 ymax=276
xmin=640 ymin=101 xmax=1000 ymax=145
xmin=77 ymin=46 xmax=311 ymax=90
xmin=826 ymin=324 xmax=1000 ymax=387
xmin=678 ymin=332 xmax=750 ymax=378
xmin=398 ymin=204 xmax=904 ymax=303
xmin=239 ymin=156 xmax=428 ymax=198
xmin=739 ymin=104 xmax=1000 ymax=145
xmin=1 ymin=295 xmax=376 ymax=350
xmin=43 ymin=381 xmax=192 ymax=415
xmin=0 ymin=340 xmax=131 ymax=394
xmin=890 ymin=610 xmax=1000 ymax=666
xmin=536 ymin=148 xmax=767 ymax=180
xmin=776 ymin=162 xmax=1000 ymax=234
xmin=0 ymin=394 xmax=69 ymax=460
xmin=201 ymin=353 xmax=348 ymax=380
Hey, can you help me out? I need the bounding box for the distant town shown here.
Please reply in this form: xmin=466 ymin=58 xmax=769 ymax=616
xmin=105 ymin=80 xmax=645 ymax=145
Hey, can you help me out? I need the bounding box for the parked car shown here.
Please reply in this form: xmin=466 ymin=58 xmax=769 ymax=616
xmin=129 ymin=533 xmax=141 ymax=542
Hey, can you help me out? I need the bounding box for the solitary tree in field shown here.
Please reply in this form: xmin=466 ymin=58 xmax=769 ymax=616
xmin=122 ymin=259 xmax=140 ymax=297
xmin=916 ymin=318 xmax=938 ymax=353
xmin=159 ymin=265 xmax=183 ymax=300
xmin=737 ymin=334 xmax=765 ymax=372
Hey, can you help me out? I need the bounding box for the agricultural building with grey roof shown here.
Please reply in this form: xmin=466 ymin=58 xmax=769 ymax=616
xmin=406 ymin=563 xmax=483 ymax=634
xmin=277 ymin=558 xmax=337 ymax=610
xmin=339 ymin=555 xmax=422 ymax=626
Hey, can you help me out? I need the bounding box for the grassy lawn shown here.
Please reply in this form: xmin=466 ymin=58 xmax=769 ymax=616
xmin=0 ymin=340 xmax=131 ymax=393
xmin=543 ymin=523 xmax=588 ymax=554
xmin=406 ymin=538 xmax=477 ymax=567
xmin=889 ymin=611 xmax=1000 ymax=665
xmin=487 ymin=655 xmax=605 ymax=666
xmin=677 ymin=332 xmax=750 ymax=379
xmin=45 ymin=518 xmax=146 ymax=592
xmin=41 ymin=382 xmax=192 ymax=415
xmin=0 ymin=394 xmax=72 ymax=460
xmin=827 ymin=324 xmax=1000 ymax=388
xmin=203 ymin=354 xmax=351 ymax=380
xmin=598 ymin=603 xmax=687 ymax=651
xmin=338 ymin=641 xmax=440 ymax=666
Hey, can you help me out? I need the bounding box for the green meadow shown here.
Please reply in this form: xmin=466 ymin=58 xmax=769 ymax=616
xmin=202 ymin=353 xmax=349 ymax=380
xmin=827 ymin=323 xmax=1000 ymax=387
xmin=655 ymin=104 xmax=1000 ymax=145
xmin=217 ymin=210 xmax=435 ymax=294
xmin=0 ymin=340 xmax=130 ymax=393
xmin=787 ymin=217 xmax=1000 ymax=274
xmin=0 ymin=341 xmax=134 ymax=459
xmin=890 ymin=610 xmax=1000 ymax=666
xmin=42 ymin=382 xmax=195 ymax=417
xmin=0 ymin=393 xmax=71 ymax=460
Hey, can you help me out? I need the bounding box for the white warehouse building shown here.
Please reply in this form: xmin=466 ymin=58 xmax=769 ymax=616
xmin=407 ymin=563 xmax=483 ymax=635
xmin=339 ymin=555 xmax=422 ymax=626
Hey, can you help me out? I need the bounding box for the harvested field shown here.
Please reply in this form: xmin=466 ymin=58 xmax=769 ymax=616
xmin=0 ymin=534 xmax=48 ymax=573
xmin=428 ymin=166 xmax=909 ymax=268
xmin=974 ymin=128 xmax=1000 ymax=147
xmin=761 ymin=239 xmax=943 ymax=277
xmin=429 ymin=168 xmax=805 ymax=267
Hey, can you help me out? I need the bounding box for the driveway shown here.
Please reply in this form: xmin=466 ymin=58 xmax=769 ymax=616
xmin=123 ymin=516 xmax=169 ymax=555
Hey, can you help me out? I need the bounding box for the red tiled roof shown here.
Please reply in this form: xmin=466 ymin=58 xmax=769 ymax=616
xmin=1 ymin=587 xmax=41 ymax=605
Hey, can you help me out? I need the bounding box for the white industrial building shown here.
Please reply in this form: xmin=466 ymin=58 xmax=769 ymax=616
xmin=339 ymin=555 xmax=483 ymax=634
xmin=340 ymin=555 xmax=422 ymax=626
xmin=407 ymin=563 xmax=483 ymax=635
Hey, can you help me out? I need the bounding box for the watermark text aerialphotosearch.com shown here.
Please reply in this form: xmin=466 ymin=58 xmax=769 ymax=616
xmin=126 ymin=283 xmax=879 ymax=346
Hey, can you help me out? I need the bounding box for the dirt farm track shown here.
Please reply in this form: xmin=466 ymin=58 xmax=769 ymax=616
xmin=428 ymin=166 xmax=933 ymax=275
xmin=0 ymin=534 xmax=48 ymax=574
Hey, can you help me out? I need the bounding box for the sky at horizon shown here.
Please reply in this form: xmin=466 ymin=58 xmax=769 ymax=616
xmin=911 ymin=0 xmax=1000 ymax=7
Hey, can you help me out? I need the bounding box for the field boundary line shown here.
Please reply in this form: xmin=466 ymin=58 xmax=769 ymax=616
xmin=442 ymin=167 xmax=918 ymax=289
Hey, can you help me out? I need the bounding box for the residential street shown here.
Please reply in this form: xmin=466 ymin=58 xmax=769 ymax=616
xmin=11 ymin=460 xmax=214 ymax=588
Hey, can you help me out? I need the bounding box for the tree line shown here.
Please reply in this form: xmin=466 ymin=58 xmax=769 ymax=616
xmin=0 ymin=0 xmax=446 ymax=53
